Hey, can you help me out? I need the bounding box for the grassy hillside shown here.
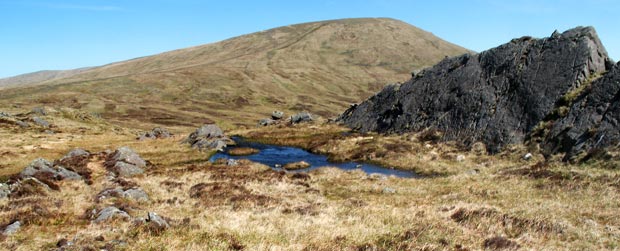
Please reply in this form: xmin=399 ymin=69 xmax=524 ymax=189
xmin=0 ymin=18 xmax=468 ymax=129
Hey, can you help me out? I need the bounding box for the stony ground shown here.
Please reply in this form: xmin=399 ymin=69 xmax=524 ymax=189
xmin=1 ymin=109 xmax=619 ymax=250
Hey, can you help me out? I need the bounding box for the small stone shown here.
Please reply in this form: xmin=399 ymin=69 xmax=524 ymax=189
xmin=523 ymin=153 xmax=533 ymax=160
xmin=258 ymin=118 xmax=276 ymax=127
xmin=226 ymin=159 xmax=239 ymax=166
xmin=271 ymin=111 xmax=284 ymax=120
xmin=147 ymin=212 xmax=170 ymax=231
xmin=283 ymin=161 xmax=311 ymax=170
xmin=15 ymin=121 xmax=29 ymax=128
xmin=290 ymin=112 xmax=313 ymax=124
xmin=123 ymin=188 xmax=149 ymax=202
xmin=0 ymin=183 xmax=9 ymax=199
xmin=2 ymin=221 xmax=21 ymax=236
xmin=456 ymin=155 xmax=466 ymax=162
xmin=31 ymin=107 xmax=47 ymax=115
xmin=94 ymin=207 xmax=131 ymax=223
xmin=382 ymin=187 xmax=396 ymax=194
xmin=31 ymin=117 xmax=50 ymax=128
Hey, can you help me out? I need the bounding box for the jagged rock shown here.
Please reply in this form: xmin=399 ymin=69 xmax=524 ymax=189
xmin=258 ymin=118 xmax=276 ymax=127
xmin=146 ymin=212 xmax=170 ymax=230
xmin=20 ymin=158 xmax=82 ymax=180
xmin=137 ymin=127 xmax=172 ymax=140
xmin=104 ymin=147 xmax=147 ymax=177
xmin=271 ymin=111 xmax=284 ymax=120
xmin=94 ymin=207 xmax=131 ymax=223
xmin=0 ymin=183 xmax=9 ymax=199
xmin=31 ymin=117 xmax=50 ymax=128
xmin=291 ymin=112 xmax=313 ymax=124
xmin=2 ymin=221 xmax=21 ymax=236
xmin=542 ymin=63 xmax=620 ymax=160
xmin=338 ymin=27 xmax=611 ymax=154
xmin=183 ymin=124 xmax=231 ymax=151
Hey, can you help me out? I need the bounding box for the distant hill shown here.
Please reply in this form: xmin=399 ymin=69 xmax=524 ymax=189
xmin=0 ymin=68 xmax=92 ymax=88
xmin=0 ymin=18 xmax=469 ymax=129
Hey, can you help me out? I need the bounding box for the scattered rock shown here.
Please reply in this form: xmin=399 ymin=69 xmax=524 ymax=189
xmin=271 ymin=111 xmax=284 ymax=120
xmin=523 ymin=153 xmax=533 ymax=161
xmin=226 ymin=159 xmax=239 ymax=166
xmin=291 ymin=112 xmax=313 ymax=124
xmin=97 ymin=187 xmax=149 ymax=202
xmin=15 ymin=121 xmax=29 ymax=128
xmin=283 ymin=161 xmax=311 ymax=170
xmin=0 ymin=111 xmax=10 ymax=117
xmin=123 ymin=188 xmax=149 ymax=201
xmin=146 ymin=212 xmax=170 ymax=231
xmin=9 ymin=177 xmax=52 ymax=197
xmin=382 ymin=187 xmax=396 ymax=194
xmin=2 ymin=221 xmax=21 ymax=236
xmin=183 ymin=124 xmax=231 ymax=152
xmin=31 ymin=107 xmax=47 ymax=115
xmin=31 ymin=117 xmax=50 ymax=128
xmin=104 ymin=147 xmax=147 ymax=177
xmin=137 ymin=127 xmax=172 ymax=140
xmin=0 ymin=183 xmax=9 ymax=199
xmin=94 ymin=207 xmax=131 ymax=223
xmin=456 ymin=155 xmax=466 ymax=162
xmin=338 ymin=27 xmax=611 ymax=155
xmin=258 ymin=118 xmax=276 ymax=127
xmin=20 ymin=158 xmax=82 ymax=181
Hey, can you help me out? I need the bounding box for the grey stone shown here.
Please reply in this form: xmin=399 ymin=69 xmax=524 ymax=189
xmin=147 ymin=212 xmax=170 ymax=229
xmin=31 ymin=117 xmax=50 ymax=128
xmin=523 ymin=153 xmax=533 ymax=160
xmin=31 ymin=107 xmax=47 ymax=115
xmin=94 ymin=207 xmax=131 ymax=223
xmin=123 ymin=188 xmax=149 ymax=202
xmin=104 ymin=147 xmax=147 ymax=177
xmin=20 ymin=158 xmax=82 ymax=180
xmin=137 ymin=127 xmax=172 ymax=140
xmin=291 ymin=112 xmax=313 ymax=124
xmin=456 ymin=155 xmax=466 ymax=162
xmin=258 ymin=118 xmax=276 ymax=127
xmin=338 ymin=27 xmax=611 ymax=154
xmin=15 ymin=121 xmax=29 ymax=128
xmin=226 ymin=159 xmax=239 ymax=166
xmin=183 ymin=124 xmax=230 ymax=151
xmin=382 ymin=187 xmax=396 ymax=194
xmin=61 ymin=148 xmax=90 ymax=161
xmin=3 ymin=221 xmax=21 ymax=236
xmin=0 ymin=183 xmax=9 ymax=199
xmin=271 ymin=111 xmax=284 ymax=120
xmin=111 ymin=162 xmax=145 ymax=177
xmin=0 ymin=112 xmax=10 ymax=117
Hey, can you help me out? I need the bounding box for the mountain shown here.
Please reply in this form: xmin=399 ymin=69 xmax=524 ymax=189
xmin=0 ymin=68 xmax=92 ymax=88
xmin=338 ymin=26 xmax=618 ymax=158
xmin=0 ymin=18 xmax=469 ymax=129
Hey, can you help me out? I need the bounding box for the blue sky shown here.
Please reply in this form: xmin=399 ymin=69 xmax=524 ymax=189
xmin=0 ymin=0 xmax=618 ymax=78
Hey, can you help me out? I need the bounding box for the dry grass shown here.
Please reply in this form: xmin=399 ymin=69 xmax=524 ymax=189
xmin=1 ymin=114 xmax=619 ymax=250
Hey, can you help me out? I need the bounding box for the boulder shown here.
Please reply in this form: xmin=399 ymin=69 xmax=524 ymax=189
xmin=271 ymin=111 xmax=285 ymax=120
xmin=31 ymin=107 xmax=47 ymax=115
xmin=123 ymin=188 xmax=149 ymax=202
xmin=2 ymin=221 xmax=21 ymax=236
xmin=137 ymin=127 xmax=172 ymax=140
xmin=104 ymin=147 xmax=147 ymax=177
xmin=20 ymin=158 xmax=82 ymax=180
xmin=31 ymin=117 xmax=50 ymax=128
xmin=15 ymin=121 xmax=29 ymax=128
xmin=60 ymin=148 xmax=90 ymax=161
xmin=97 ymin=187 xmax=149 ymax=202
xmin=183 ymin=124 xmax=231 ymax=151
xmin=291 ymin=112 xmax=313 ymax=124
xmin=9 ymin=177 xmax=52 ymax=197
xmin=338 ymin=27 xmax=611 ymax=154
xmin=258 ymin=118 xmax=276 ymax=127
xmin=94 ymin=207 xmax=131 ymax=223
xmin=146 ymin=212 xmax=170 ymax=230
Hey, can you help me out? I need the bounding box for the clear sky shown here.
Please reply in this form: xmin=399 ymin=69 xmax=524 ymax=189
xmin=1 ymin=0 xmax=618 ymax=78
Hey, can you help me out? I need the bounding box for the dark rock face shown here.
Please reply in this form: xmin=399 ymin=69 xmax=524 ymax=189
xmin=542 ymin=63 xmax=620 ymax=160
xmin=338 ymin=27 xmax=612 ymax=154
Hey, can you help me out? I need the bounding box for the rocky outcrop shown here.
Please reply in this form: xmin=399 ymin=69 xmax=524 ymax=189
xmin=137 ymin=127 xmax=172 ymax=140
xmin=339 ymin=27 xmax=614 ymax=154
xmin=20 ymin=158 xmax=82 ymax=180
xmin=104 ymin=147 xmax=147 ymax=177
xmin=541 ymin=62 xmax=620 ymax=160
xmin=97 ymin=187 xmax=149 ymax=202
xmin=93 ymin=206 xmax=131 ymax=223
xmin=183 ymin=124 xmax=231 ymax=151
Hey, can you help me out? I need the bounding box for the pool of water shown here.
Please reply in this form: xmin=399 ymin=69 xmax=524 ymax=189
xmin=209 ymin=137 xmax=418 ymax=178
